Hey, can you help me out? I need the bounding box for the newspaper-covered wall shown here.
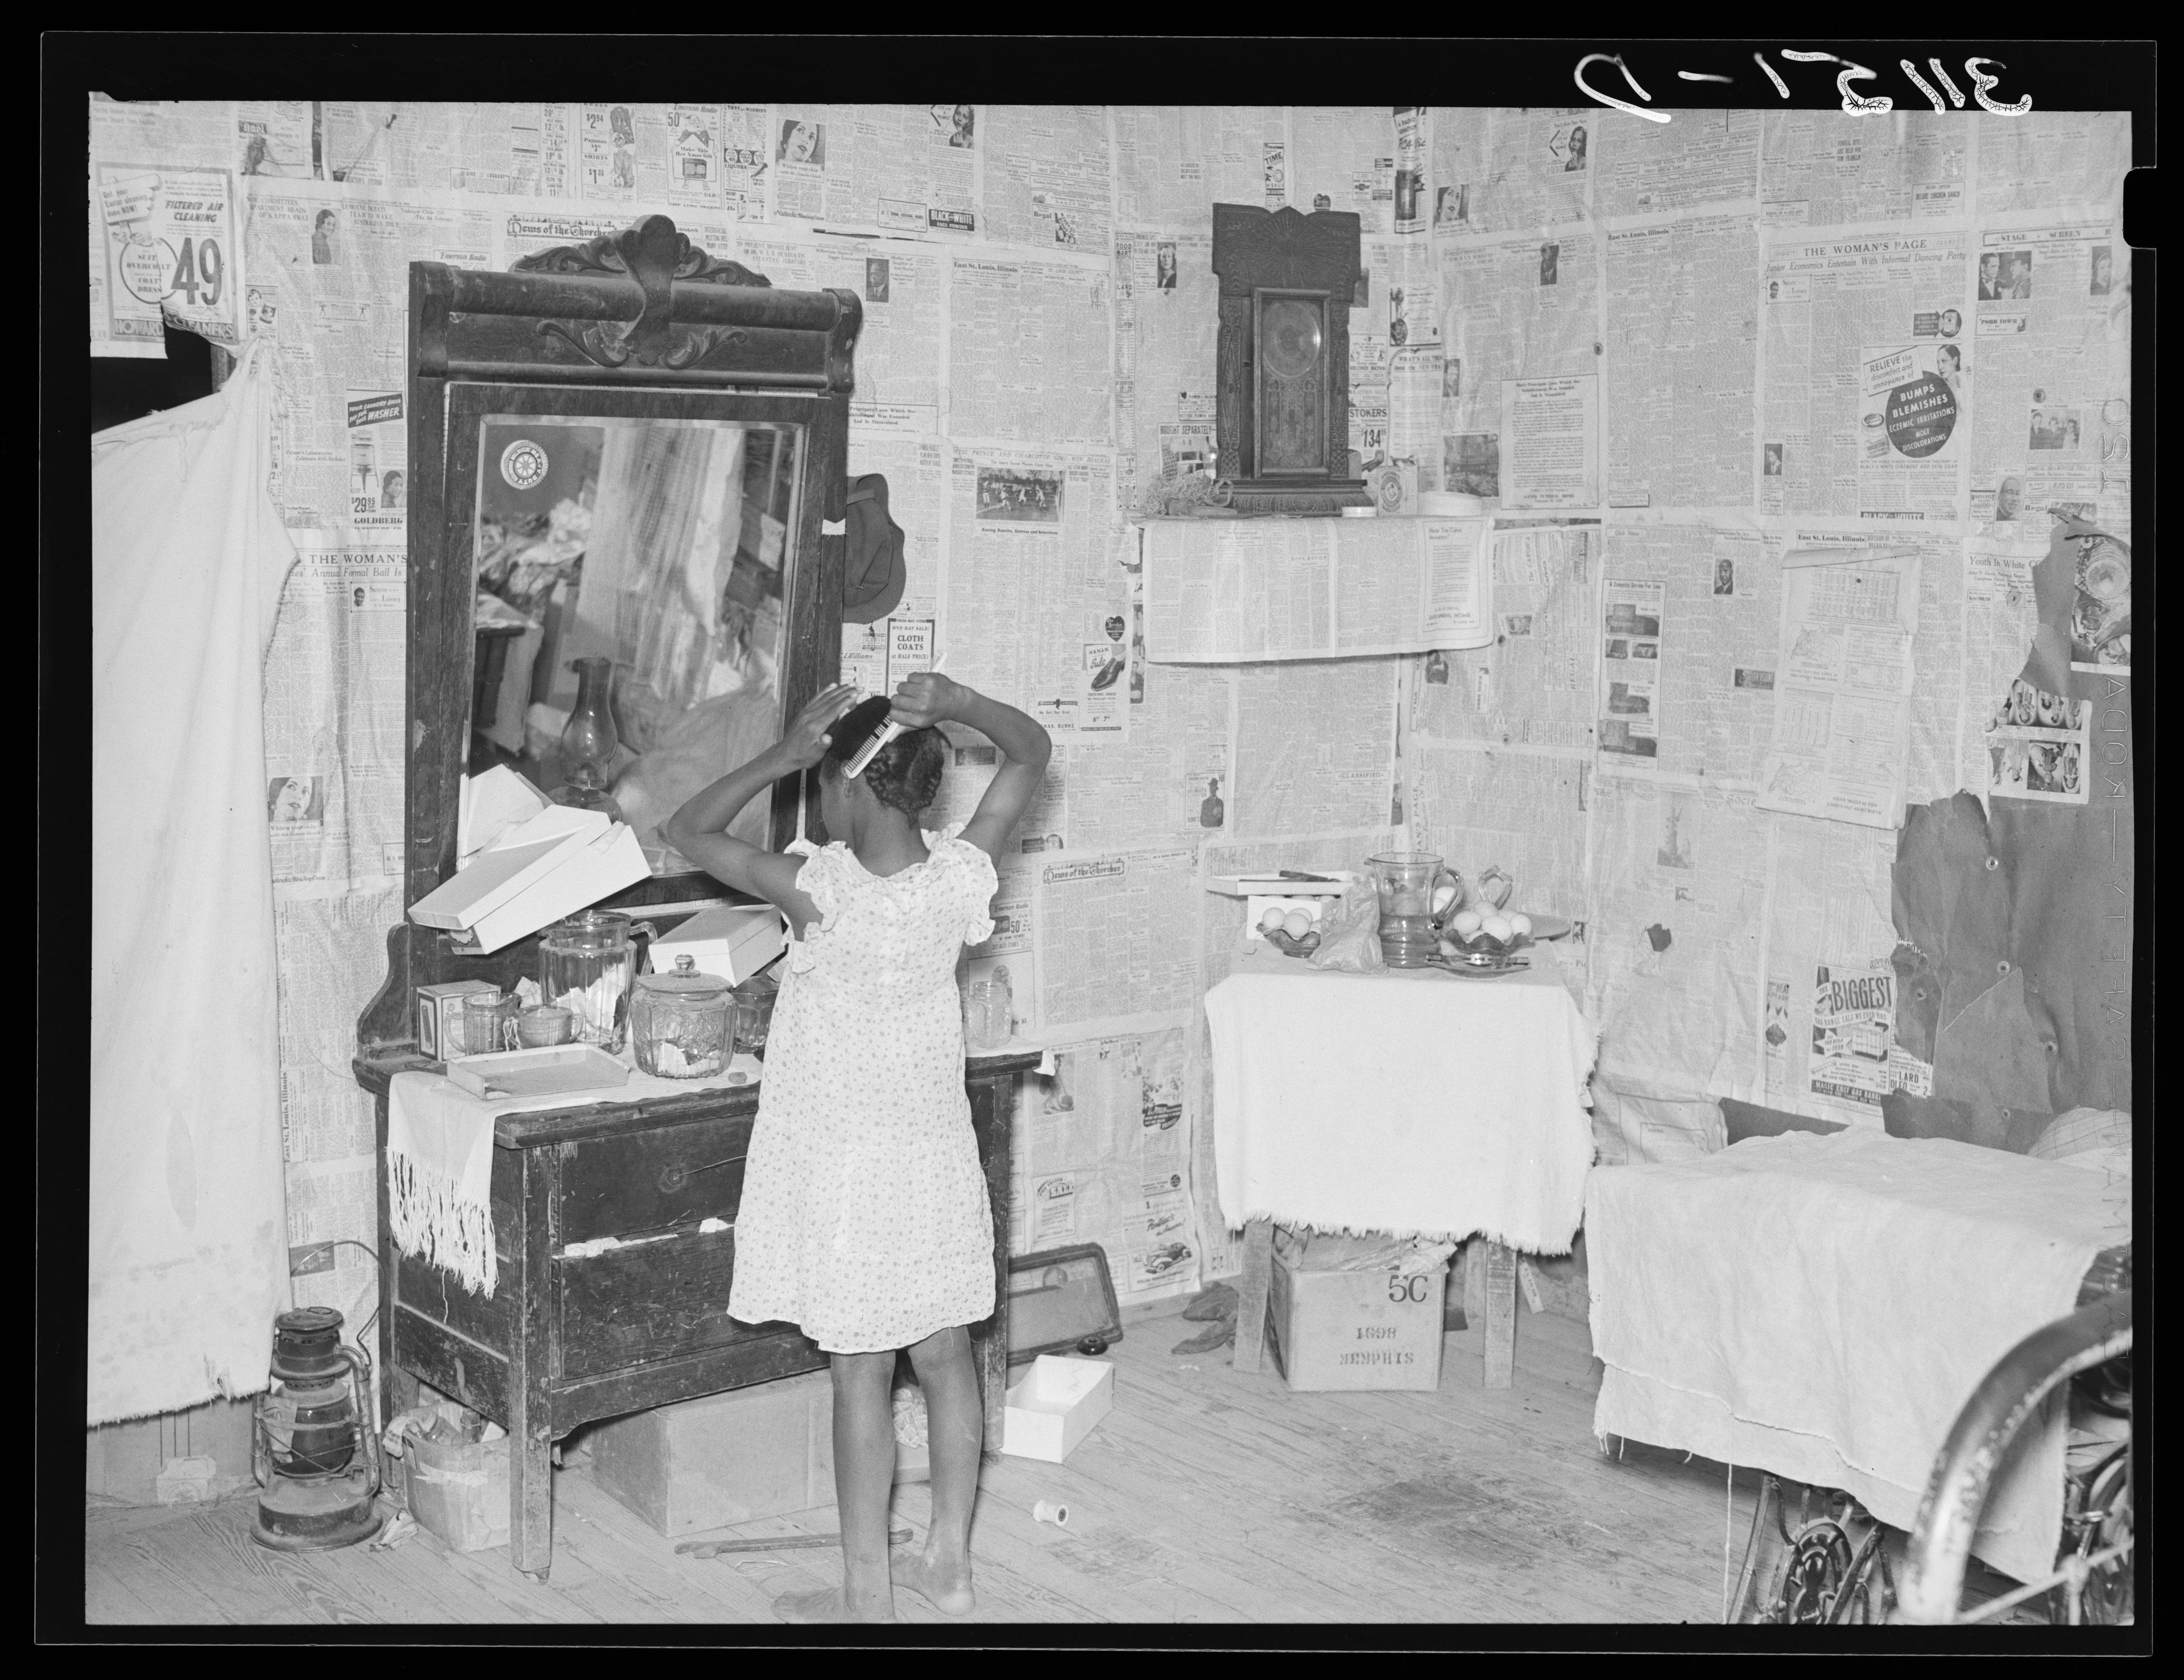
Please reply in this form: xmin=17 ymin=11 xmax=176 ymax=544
xmin=94 ymin=102 xmax=2133 ymax=1333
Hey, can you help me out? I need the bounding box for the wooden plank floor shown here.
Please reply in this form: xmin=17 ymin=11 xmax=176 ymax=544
xmin=81 ymin=1298 xmax=2032 ymax=1626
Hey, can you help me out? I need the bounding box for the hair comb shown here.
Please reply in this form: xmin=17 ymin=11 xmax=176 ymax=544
xmin=843 ymin=653 xmax=947 ymax=779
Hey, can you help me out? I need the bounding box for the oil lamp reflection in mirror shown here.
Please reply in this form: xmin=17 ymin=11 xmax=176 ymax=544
xmin=552 ymin=655 xmax=624 ymax=818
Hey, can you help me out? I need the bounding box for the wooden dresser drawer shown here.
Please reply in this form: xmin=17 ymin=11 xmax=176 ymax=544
xmin=557 ymin=1109 xmax=757 ymax=1244
xmin=558 ymin=1226 xmax=820 ymax=1380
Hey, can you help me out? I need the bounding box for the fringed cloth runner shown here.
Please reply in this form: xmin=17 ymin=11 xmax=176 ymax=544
xmin=1205 ymin=948 xmax=1598 ymax=1251
xmin=386 ymin=1053 xmax=764 ymax=1297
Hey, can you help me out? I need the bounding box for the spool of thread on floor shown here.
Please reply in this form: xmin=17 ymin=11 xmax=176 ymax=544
xmin=1032 ymin=1500 xmax=1070 ymax=1529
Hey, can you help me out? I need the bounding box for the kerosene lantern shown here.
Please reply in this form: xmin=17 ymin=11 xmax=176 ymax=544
xmin=251 ymin=1306 xmax=382 ymax=1550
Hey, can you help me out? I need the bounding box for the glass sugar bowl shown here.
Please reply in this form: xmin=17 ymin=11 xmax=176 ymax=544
xmin=630 ymin=955 xmax=733 ymax=1081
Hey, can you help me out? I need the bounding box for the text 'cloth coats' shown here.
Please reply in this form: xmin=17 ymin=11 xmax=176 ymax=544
xmin=90 ymin=341 xmax=299 ymax=1424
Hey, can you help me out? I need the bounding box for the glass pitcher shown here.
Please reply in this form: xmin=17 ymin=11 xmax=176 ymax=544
xmin=538 ymin=909 xmax=655 ymax=1054
xmin=1364 ymin=852 xmax=1461 ymax=969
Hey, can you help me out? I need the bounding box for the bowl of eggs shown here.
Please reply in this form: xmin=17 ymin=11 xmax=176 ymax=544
xmin=1432 ymin=907 xmax=1536 ymax=973
xmin=1255 ymin=903 xmax=1323 ymax=958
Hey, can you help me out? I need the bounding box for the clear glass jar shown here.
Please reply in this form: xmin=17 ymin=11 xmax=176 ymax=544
xmin=539 ymin=909 xmax=654 ymax=1054
xmin=630 ymin=954 xmax=733 ymax=1080
xmin=731 ymin=972 xmax=778 ymax=1057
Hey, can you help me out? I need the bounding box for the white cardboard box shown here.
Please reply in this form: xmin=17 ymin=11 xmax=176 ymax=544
xmin=1265 ymin=1252 xmax=1447 ymax=1393
xmin=999 ymin=1355 xmax=1112 ymax=1463
xmin=649 ymin=903 xmax=788 ymax=984
xmin=412 ymin=803 xmax=650 ymax=955
xmin=457 ymin=765 xmax=551 ymax=867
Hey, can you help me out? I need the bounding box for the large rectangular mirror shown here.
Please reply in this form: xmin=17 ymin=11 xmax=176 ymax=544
xmin=467 ymin=411 xmax=804 ymax=868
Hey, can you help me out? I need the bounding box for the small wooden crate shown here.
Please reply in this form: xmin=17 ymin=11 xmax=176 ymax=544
xmin=1266 ymin=1255 xmax=1446 ymax=1392
xmin=588 ymin=1371 xmax=835 ymax=1537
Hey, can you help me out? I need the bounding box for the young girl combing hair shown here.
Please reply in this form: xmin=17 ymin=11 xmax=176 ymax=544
xmin=663 ymin=672 xmax=1050 ymax=1624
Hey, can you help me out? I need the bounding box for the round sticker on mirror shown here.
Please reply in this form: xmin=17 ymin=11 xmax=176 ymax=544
xmin=500 ymin=438 xmax=549 ymax=490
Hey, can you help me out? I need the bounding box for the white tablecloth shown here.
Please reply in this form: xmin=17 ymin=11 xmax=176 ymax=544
xmin=1205 ymin=951 xmax=1597 ymax=1251
xmin=1586 ymin=1127 xmax=2131 ymax=1585
xmin=387 ymin=1050 xmax=762 ymax=1297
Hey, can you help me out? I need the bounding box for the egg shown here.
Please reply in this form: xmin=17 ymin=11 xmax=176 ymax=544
xmin=1259 ymin=905 xmax=1289 ymax=933
xmin=1452 ymin=909 xmax=1483 ymax=937
xmin=1430 ymin=883 xmax=1459 ymax=914
xmin=1482 ymin=914 xmax=1513 ymax=942
xmin=1282 ymin=908 xmax=1314 ymax=940
xmin=1507 ymin=912 xmax=1533 ymax=938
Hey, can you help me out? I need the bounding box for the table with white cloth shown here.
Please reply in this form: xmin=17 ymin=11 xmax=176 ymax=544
xmin=355 ymin=1040 xmax=1037 ymax=1578
xmin=1203 ymin=945 xmax=1598 ymax=1385
xmin=1585 ymin=1127 xmax=2132 ymax=1587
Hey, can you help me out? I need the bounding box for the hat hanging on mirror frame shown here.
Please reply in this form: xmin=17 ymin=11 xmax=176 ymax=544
xmin=841 ymin=473 xmax=907 ymax=624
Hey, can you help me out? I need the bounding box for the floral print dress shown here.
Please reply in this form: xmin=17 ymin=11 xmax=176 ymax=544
xmin=726 ymin=825 xmax=999 ymax=1352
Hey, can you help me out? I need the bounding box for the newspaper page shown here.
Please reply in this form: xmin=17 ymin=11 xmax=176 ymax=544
xmin=274 ymin=883 xmax=404 ymax=1167
xmin=944 ymin=445 xmax=1128 ymax=745
xmin=1585 ymin=778 xmax=1771 ymax=1102
xmin=1232 ymin=659 xmax=1399 ymax=841
xmin=1060 ymin=664 xmax=1235 ymax=853
xmin=1352 ymin=239 xmax=1441 ymax=485
xmin=1112 ymin=106 xmax=1287 ymax=226
xmin=1974 ymin=111 xmax=2132 ymax=221
xmin=948 ymin=255 xmax=1111 ymax=446
xmin=1408 ymin=744 xmax=1590 ymax=945
xmin=1898 ymin=532 xmax=1967 ymax=813
xmin=320 ymin=101 xmax=545 ymax=195
xmin=1955 ymin=535 xmax=2046 ymax=800
xmin=1032 ymin=849 xmax=1202 ymax=1037
xmin=717 ymin=105 xmax=772 ymax=220
xmin=1594 ymin=108 xmax=1760 ymax=220
xmin=1759 ymin=231 xmax=1969 ymax=522
xmin=1604 ymin=214 xmax=1758 ymax=511
xmin=285 ymin=1154 xmax=383 ymax=1333
xmin=1760 ymin=112 xmax=1966 ymax=227
xmin=981 ymin=105 xmax=1111 ymax=256
xmin=1754 ymin=541 xmax=1921 ymax=829
xmin=263 ymin=536 xmax=408 ymax=890
xmin=90 ymin=98 xmax=239 ymax=355
xmin=1289 ymin=107 xmax=1398 ymax=233
xmin=769 ymin=104 xmax=979 ymax=235
xmin=734 ymin=227 xmax=948 ymax=427
xmin=923 ymin=728 xmax=1068 ymax=860
xmin=1113 ymin=227 xmax=1218 ymax=521
xmin=1434 ymin=230 xmax=1599 ymax=505
xmin=1760 ymin=813 xmax=1917 ymax=1127
xmin=1428 ymin=107 xmax=1592 ymax=236
xmin=1012 ymin=1029 xmax=1202 ymax=1302
xmin=1143 ymin=518 xmax=1488 ymax=663
xmin=1595 ymin=524 xmax=1781 ymax=783
xmin=1411 ymin=519 xmax=1599 ymax=750
xmin=1968 ymin=224 xmax=2132 ymax=535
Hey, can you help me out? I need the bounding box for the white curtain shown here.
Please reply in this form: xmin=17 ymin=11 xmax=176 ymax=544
xmin=90 ymin=341 xmax=299 ymax=1424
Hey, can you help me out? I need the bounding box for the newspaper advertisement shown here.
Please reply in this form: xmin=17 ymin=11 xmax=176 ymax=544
xmin=1232 ymin=660 xmax=1399 ymax=841
xmin=1755 ymin=542 xmax=1921 ymax=830
xmin=1760 ymin=813 xmax=1916 ymax=1125
xmin=1113 ymin=229 xmax=1218 ymax=520
xmin=1012 ymin=1029 xmax=1201 ymax=1302
xmin=1429 ymin=107 xmax=1592 ymax=236
xmin=840 ymin=616 xmax=936 ymax=701
xmin=1289 ymin=107 xmax=1397 ymax=233
xmin=1594 ymin=525 xmax=1781 ymax=784
xmin=1975 ymin=112 xmax=2132 ymax=221
xmin=1500 ymin=375 xmax=1599 ymax=510
xmin=1979 ymin=675 xmax=2091 ymax=808
xmin=93 ymin=162 xmax=243 ymax=355
xmin=1060 ymin=665 xmax=1234 ymax=854
xmin=944 ymin=446 xmax=1128 ymax=744
xmin=948 ymin=256 xmax=1111 ymax=446
xmin=264 ymin=537 xmax=408 ymax=889
xmin=1759 ymin=232 xmax=1968 ymax=521
xmin=235 ymin=100 xmax=320 ymax=181
xmin=737 ymin=227 xmax=948 ymax=426
xmin=1969 ymin=225 xmax=2131 ymax=535
xmin=770 ymin=104 xmax=978 ymax=235
xmin=1592 ymin=108 xmax=1760 ymax=220
xmin=1112 ymin=106 xmax=1288 ymax=226
xmin=1605 ymin=214 xmax=1758 ymax=510
xmin=1143 ymin=518 xmax=1488 ymax=664
xmin=981 ymin=105 xmax=1111 ymax=255
xmin=1032 ymin=849 xmax=1202 ymax=1037
xmin=1585 ymin=779 xmax=1771 ymax=1104
xmin=1956 ymin=536 xmax=2046 ymax=800
xmin=320 ymin=101 xmax=544 ymax=195
xmin=1412 ymin=519 xmax=1599 ymax=751
xmin=1435 ymin=230 xmax=1599 ymax=503
xmin=1760 ymin=112 xmax=1966 ymax=227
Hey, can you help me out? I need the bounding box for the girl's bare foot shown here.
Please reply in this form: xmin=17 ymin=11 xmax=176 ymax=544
xmin=892 ymin=1550 xmax=975 ymax=1616
xmin=774 ymin=1586 xmax=895 ymax=1624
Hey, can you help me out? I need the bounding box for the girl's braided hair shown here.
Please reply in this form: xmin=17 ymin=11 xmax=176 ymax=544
xmin=821 ymin=694 xmax=946 ymax=817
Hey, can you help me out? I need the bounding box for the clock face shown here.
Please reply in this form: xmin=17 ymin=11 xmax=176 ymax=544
xmin=1261 ymin=297 xmax=1323 ymax=380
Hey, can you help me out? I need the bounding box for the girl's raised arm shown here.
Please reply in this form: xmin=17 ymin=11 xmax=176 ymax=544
xmin=662 ymin=682 xmax=858 ymax=937
xmin=888 ymin=673 xmax=1052 ymax=863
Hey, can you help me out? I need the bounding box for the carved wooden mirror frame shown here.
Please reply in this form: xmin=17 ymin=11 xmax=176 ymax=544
xmin=359 ymin=213 xmax=861 ymax=1052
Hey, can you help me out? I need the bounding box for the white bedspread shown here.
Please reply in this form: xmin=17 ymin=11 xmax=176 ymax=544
xmin=1586 ymin=1127 xmax=2129 ymax=1586
xmin=1206 ymin=955 xmax=1597 ymax=1251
